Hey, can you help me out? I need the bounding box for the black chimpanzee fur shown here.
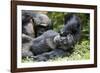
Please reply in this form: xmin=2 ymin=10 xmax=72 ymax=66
xmin=22 ymin=13 xmax=81 ymax=61
xmin=22 ymin=10 xmax=52 ymax=37
xmin=22 ymin=11 xmax=52 ymax=58
xmin=29 ymin=14 xmax=81 ymax=61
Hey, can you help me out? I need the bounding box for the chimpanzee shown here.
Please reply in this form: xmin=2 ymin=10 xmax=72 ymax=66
xmin=29 ymin=14 xmax=81 ymax=61
xmin=22 ymin=10 xmax=52 ymax=37
xmin=22 ymin=10 xmax=52 ymax=58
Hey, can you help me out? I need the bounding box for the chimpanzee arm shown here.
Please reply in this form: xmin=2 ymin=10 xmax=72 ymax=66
xmin=22 ymin=34 xmax=34 ymax=58
xmin=22 ymin=34 xmax=33 ymax=43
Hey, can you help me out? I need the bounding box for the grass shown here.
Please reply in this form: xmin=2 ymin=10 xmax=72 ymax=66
xmin=22 ymin=40 xmax=90 ymax=63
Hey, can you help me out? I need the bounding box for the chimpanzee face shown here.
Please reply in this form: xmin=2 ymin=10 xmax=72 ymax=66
xmin=22 ymin=10 xmax=52 ymax=37
xmin=22 ymin=12 xmax=35 ymax=38
xmin=33 ymin=13 xmax=52 ymax=37
xmin=54 ymin=34 xmax=74 ymax=50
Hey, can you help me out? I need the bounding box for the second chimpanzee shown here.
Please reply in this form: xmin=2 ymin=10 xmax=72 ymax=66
xmin=22 ymin=10 xmax=52 ymax=58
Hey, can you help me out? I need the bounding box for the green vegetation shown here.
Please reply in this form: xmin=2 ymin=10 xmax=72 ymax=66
xmin=48 ymin=12 xmax=65 ymax=31
xmin=47 ymin=12 xmax=90 ymax=61
xmin=22 ymin=12 xmax=90 ymax=63
xmin=48 ymin=12 xmax=90 ymax=61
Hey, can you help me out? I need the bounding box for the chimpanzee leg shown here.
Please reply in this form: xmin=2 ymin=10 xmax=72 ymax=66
xmin=32 ymin=49 xmax=67 ymax=61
